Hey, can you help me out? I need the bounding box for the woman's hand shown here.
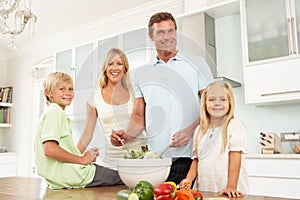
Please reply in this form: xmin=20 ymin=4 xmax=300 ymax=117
xmin=110 ymin=130 xmax=126 ymax=146
xmin=218 ymin=187 xmax=244 ymax=198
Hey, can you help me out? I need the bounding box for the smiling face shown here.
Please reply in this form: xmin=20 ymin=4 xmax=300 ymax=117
xmin=105 ymin=55 xmax=126 ymax=85
xmin=48 ymin=81 xmax=74 ymax=110
xmin=206 ymin=85 xmax=230 ymax=120
xmin=149 ymin=19 xmax=177 ymax=54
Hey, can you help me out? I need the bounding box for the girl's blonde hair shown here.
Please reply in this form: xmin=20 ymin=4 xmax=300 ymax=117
xmin=198 ymin=80 xmax=235 ymax=153
xmin=99 ymin=48 xmax=132 ymax=90
xmin=43 ymin=72 xmax=73 ymax=104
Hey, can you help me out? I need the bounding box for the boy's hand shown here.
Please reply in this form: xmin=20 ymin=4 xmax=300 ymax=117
xmin=81 ymin=147 xmax=99 ymax=165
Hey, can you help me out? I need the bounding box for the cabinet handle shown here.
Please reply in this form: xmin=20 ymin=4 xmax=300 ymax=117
xmin=287 ymin=17 xmax=293 ymax=55
xmin=291 ymin=17 xmax=298 ymax=54
xmin=261 ymin=90 xmax=300 ymax=97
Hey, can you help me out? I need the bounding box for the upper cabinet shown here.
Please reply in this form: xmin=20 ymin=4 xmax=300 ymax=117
xmin=240 ymin=0 xmax=300 ymax=105
xmin=241 ymin=0 xmax=299 ymax=64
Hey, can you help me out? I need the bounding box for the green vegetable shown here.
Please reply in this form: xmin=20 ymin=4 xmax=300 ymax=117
xmin=116 ymin=189 xmax=132 ymax=200
xmin=124 ymin=145 xmax=150 ymax=159
xmin=133 ymin=180 xmax=154 ymax=200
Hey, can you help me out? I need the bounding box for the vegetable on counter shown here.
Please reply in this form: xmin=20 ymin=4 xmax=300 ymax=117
xmin=133 ymin=180 xmax=154 ymax=200
xmin=175 ymin=189 xmax=195 ymax=200
xmin=191 ymin=191 xmax=203 ymax=200
xmin=154 ymin=183 xmax=176 ymax=200
xmin=116 ymin=189 xmax=132 ymax=200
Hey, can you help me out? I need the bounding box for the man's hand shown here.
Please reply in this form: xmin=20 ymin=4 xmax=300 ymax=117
xmin=170 ymin=131 xmax=190 ymax=147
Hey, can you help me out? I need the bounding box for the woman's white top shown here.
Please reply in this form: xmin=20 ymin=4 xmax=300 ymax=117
xmin=93 ymin=86 xmax=146 ymax=169
xmin=192 ymin=118 xmax=249 ymax=193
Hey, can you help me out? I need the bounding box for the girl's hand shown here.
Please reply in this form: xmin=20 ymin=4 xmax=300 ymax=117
xmin=81 ymin=147 xmax=99 ymax=165
xmin=179 ymin=178 xmax=192 ymax=189
xmin=218 ymin=187 xmax=244 ymax=198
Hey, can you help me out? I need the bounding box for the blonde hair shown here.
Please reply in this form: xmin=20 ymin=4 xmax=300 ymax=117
xmin=43 ymin=72 xmax=73 ymax=104
xmin=99 ymin=48 xmax=132 ymax=90
xmin=198 ymin=81 xmax=235 ymax=153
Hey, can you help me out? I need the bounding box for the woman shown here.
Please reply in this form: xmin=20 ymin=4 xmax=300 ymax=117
xmin=77 ymin=48 xmax=146 ymax=169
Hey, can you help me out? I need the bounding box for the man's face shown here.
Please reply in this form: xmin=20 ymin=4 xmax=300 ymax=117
xmin=149 ymin=19 xmax=177 ymax=53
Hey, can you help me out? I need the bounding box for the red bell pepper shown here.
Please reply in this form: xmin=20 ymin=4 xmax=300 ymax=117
xmin=191 ymin=191 xmax=203 ymax=200
xmin=154 ymin=183 xmax=176 ymax=200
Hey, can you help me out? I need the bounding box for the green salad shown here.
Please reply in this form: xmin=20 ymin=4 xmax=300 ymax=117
xmin=124 ymin=145 xmax=160 ymax=159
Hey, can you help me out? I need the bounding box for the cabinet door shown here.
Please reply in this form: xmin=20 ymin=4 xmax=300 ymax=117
xmin=242 ymin=0 xmax=290 ymax=63
xmin=244 ymin=58 xmax=300 ymax=105
xmin=55 ymin=49 xmax=73 ymax=74
xmin=294 ymin=0 xmax=300 ymax=53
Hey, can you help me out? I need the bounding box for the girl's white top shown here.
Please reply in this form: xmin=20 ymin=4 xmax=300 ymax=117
xmin=93 ymin=85 xmax=146 ymax=169
xmin=193 ymin=118 xmax=249 ymax=193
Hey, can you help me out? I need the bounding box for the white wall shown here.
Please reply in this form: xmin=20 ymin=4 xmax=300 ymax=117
xmin=0 ymin=58 xmax=7 ymax=146
xmin=215 ymin=14 xmax=300 ymax=154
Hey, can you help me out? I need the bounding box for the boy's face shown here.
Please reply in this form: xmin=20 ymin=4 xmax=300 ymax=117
xmin=49 ymin=81 xmax=74 ymax=110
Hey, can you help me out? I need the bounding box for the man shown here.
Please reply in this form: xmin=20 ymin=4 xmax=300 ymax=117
xmin=111 ymin=12 xmax=213 ymax=184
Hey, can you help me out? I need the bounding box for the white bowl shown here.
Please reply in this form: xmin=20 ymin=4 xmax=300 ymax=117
xmin=116 ymin=158 xmax=172 ymax=188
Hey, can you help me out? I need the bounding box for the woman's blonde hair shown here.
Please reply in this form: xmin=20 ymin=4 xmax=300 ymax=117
xmin=198 ymin=80 xmax=235 ymax=153
xmin=98 ymin=48 xmax=132 ymax=90
xmin=43 ymin=72 xmax=73 ymax=104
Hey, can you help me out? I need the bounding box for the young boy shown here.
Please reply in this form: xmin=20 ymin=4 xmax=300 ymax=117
xmin=34 ymin=72 xmax=123 ymax=189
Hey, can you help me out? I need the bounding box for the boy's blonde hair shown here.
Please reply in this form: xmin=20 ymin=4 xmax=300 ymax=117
xmin=43 ymin=72 xmax=73 ymax=104
xmin=198 ymin=81 xmax=235 ymax=153
xmin=99 ymin=48 xmax=132 ymax=90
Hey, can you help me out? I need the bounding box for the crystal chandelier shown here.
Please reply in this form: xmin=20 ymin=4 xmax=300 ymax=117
xmin=0 ymin=0 xmax=37 ymax=50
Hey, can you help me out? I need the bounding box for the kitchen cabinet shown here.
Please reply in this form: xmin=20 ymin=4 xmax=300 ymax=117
xmin=0 ymin=153 xmax=17 ymax=177
xmin=240 ymin=0 xmax=300 ymax=105
xmin=55 ymin=42 xmax=96 ymax=117
xmin=245 ymin=154 xmax=300 ymax=199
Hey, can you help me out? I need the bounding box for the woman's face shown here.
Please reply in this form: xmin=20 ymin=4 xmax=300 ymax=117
xmin=106 ymin=55 xmax=126 ymax=84
xmin=206 ymin=85 xmax=229 ymax=120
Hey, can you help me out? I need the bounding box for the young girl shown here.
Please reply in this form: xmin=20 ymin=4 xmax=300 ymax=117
xmin=34 ymin=72 xmax=122 ymax=189
xmin=180 ymin=81 xmax=249 ymax=197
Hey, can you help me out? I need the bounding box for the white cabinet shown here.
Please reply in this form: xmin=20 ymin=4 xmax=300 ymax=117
xmin=245 ymin=154 xmax=300 ymax=199
xmin=0 ymin=153 xmax=17 ymax=177
xmin=241 ymin=0 xmax=300 ymax=105
xmin=55 ymin=42 xmax=97 ymax=117
xmin=244 ymin=58 xmax=300 ymax=105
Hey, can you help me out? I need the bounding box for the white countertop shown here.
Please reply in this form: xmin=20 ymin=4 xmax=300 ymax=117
xmin=245 ymin=153 xmax=300 ymax=159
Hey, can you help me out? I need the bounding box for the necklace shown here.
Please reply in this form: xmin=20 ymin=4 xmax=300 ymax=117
xmin=209 ymin=128 xmax=214 ymax=138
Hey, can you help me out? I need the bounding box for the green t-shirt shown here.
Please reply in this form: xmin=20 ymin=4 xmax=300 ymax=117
xmin=34 ymin=103 xmax=95 ymax=189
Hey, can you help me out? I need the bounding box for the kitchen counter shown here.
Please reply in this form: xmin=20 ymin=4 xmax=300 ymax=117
xmin=245 ymin=153 xmax=300 ymax=159
xmin=0 ymin=177 xmax=292 ymax=200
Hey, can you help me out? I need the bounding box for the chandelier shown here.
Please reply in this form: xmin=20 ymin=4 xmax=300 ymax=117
xmin=0 ymin=0 xmax=37 ymax=50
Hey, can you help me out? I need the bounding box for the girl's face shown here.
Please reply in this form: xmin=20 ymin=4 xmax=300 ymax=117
xmin=106 ymin=56 xmax=126 ymax=85
xmin=206 ymin=85 xmax=230 ymax=119
xmin=49 ymin=81 xmax=74 ymax=110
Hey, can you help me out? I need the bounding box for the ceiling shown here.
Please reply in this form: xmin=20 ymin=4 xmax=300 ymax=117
xmin=0 ymin=0 xmax=156 ymax=57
